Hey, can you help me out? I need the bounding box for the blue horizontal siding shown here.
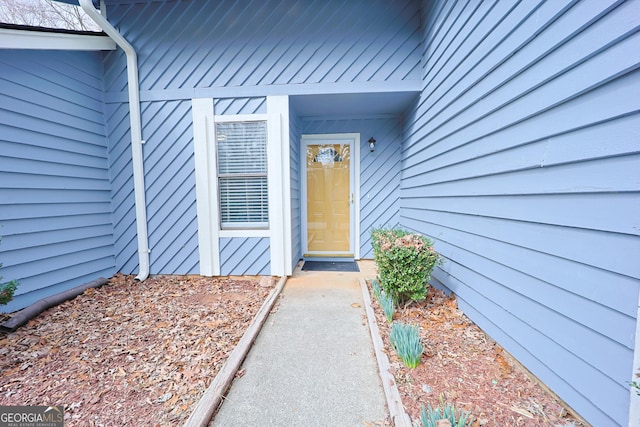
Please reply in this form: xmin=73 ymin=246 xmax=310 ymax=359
xmin=0 ymin=50 xmax=115 ymax=312
xmin=401 ymin=1 xmax=640 ymax=426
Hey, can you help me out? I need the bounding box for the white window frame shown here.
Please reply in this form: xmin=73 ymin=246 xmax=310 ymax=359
xmin=192 ymin=96 xmax=291 ymax=277
xmin=214 ymin=115 xmax=270 ymax=233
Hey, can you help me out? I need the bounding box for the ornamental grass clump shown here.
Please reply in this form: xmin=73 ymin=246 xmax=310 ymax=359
xmin=371 ymin=227 xmax=442 ymax=306
xmin=379 ymin=291 xmax=395 ymax=323
xmin=419 ymin=395 xmax=473 ymax=427
xmin=390 ymin=322 xmax=423 ymax=368
xmin=371 ymin=278 xmax=382 ymax=301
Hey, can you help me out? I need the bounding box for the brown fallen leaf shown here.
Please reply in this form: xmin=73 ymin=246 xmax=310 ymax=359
xmin=166 ymin=394 xmax=180 ymax=406
xmin=0 ymin=274 xmax=274 ymax=425
xmin=509 ymin=406 xmax=534 ymax=418
xmin=367 ymin=280 xmax=586 ymax=427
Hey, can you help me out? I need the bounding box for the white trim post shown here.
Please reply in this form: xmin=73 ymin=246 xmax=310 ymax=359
xmin=354 ymin=133 xmax=361 ymax=260
xmin=192 ymin=98 xmax=220 ymax=276
xmin=266 ymin=95 xmax=291 ymax=277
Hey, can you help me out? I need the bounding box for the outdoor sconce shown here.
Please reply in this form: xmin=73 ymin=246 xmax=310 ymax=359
xmin=368 ymin=137 xmax=376 ymax=152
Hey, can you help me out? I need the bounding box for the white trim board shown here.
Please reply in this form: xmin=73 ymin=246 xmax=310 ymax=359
xmin=192 ymin=98 xmax=219 ymax=276
xmin=192 ymin=96 xmax=292 ymax=277
xmin=105 ymin=82 xmax=421 ymax=103
xmin=0 ymin=28 xmax=116 ymax=50
xmin=300 ymin=133 xmax=361 ymax=259
xmin=267 ymin=95 xmax=292 ymax=277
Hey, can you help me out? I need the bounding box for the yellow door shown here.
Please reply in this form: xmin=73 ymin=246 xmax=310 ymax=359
xmin=306 ymin=143 xmax=351 ymax=254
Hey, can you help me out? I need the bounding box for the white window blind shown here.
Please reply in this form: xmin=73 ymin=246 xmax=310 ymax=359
xmin=216 ymin=121 xmax=268 ymax=229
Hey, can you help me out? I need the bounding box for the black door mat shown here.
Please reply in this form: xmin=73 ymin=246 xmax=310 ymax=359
xmin=301 ymin=261 xmax=360 ymax=272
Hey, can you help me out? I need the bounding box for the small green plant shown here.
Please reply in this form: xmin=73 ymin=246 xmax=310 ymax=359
xmin=371 ymin=279 xmax=382 ymax=301
xmin=379 ymin=291 xmax=395 ymax=323
xmin=0 ymin=235 xmax=18 ymax=306
xmin=0 ymin=280 xmax=18 ymax=306
xmin=631 ymin=370 xmax=640 ymax=396
xmin=390 ymin=322 xmax=423 ymax=368
xmin=419 ymin=395 xmax=473 ymax=427
xmin=371 ymin=227 xmax=442 ymax=306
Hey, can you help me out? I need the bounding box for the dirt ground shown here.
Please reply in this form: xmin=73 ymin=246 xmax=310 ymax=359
xmin=0 ymin=274 xmax=274 ymax=426
xmin=368 ymin=282 xmax=588 ymax=427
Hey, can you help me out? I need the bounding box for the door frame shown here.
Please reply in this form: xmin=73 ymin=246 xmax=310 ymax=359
xmin=301 ymin=133 xmax=360 ymax=259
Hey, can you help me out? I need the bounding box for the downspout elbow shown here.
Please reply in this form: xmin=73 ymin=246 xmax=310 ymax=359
xmin=79 ymin=0 xmax=150 ymax=281
xmin=135 ymin=249 xmax=150 ymax=282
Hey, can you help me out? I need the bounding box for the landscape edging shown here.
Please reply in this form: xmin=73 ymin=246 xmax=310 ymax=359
xmin=184 ymin=275 xmax=287 ymax=427
xmin=359 ymin=277 xmax=413 ymax=427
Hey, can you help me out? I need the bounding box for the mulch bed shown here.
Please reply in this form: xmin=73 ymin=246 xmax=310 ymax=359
xmin=368 ymin=282 xmax=588 ymax=427
xmin=0 ymin=272 xmax=589 ymax=426
xmin=0 ymin=274 xmax=274 ymax=426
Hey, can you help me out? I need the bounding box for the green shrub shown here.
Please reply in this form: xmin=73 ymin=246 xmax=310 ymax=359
xmin=419 ymin=395 xmax=473 ymax=427
xmin=371 ymin=227 xmax=442 ymax=305
xmin=379 ymin=291 xmax=395 ymax=323
xmin=390 ymin=322 xmax=423 ymax=368
xmin=0 ymin=279 xmax=18 ymax=306
xmin=0 ymin=235 xmax=18 ymax=306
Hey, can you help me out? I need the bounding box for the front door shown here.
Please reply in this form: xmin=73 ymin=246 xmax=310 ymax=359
xmin=302 ymin=135 xmax=356 ymax=257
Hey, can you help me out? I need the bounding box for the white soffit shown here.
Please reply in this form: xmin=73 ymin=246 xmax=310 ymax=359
xmin=0 ymin=28 xmax=116 ymax=50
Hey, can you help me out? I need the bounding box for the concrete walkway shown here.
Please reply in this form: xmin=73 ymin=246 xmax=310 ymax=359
xmin=210 ymin=261 xmax=387 ymax=426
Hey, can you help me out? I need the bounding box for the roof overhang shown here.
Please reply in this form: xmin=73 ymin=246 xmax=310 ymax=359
xmin=291 ymin=91 xmax=419 ymax=120
xmin=0 ymin=25 xmax=115 ymax=51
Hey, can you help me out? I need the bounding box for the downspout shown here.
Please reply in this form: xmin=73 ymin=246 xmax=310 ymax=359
xmin=79 ymin=0 xmax=150 ymax=281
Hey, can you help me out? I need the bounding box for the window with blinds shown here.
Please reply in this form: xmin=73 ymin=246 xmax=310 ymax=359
xmin=216 ymin=121 xmax=268 ymax=229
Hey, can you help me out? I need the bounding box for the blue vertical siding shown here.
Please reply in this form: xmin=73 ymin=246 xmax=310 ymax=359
xmin=289 ymin=105 xmax=302 ymax=268
xmin=400 ymin=1 xmax=640 ymax=426
xmin=0 ymin=50 xmax=115 ymax=312
xmin=301 ymin=117 xmax=403 ymax=258
xmin=219 ymin=238 xmax=270 ymax=276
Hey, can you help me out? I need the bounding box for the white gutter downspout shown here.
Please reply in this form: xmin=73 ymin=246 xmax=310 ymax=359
xmin=79 ymin=0 xmax=150 ymax=281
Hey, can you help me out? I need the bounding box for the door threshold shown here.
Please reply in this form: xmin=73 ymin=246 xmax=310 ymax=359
xmin=303 ymin=254 xmax=354 ymax=259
